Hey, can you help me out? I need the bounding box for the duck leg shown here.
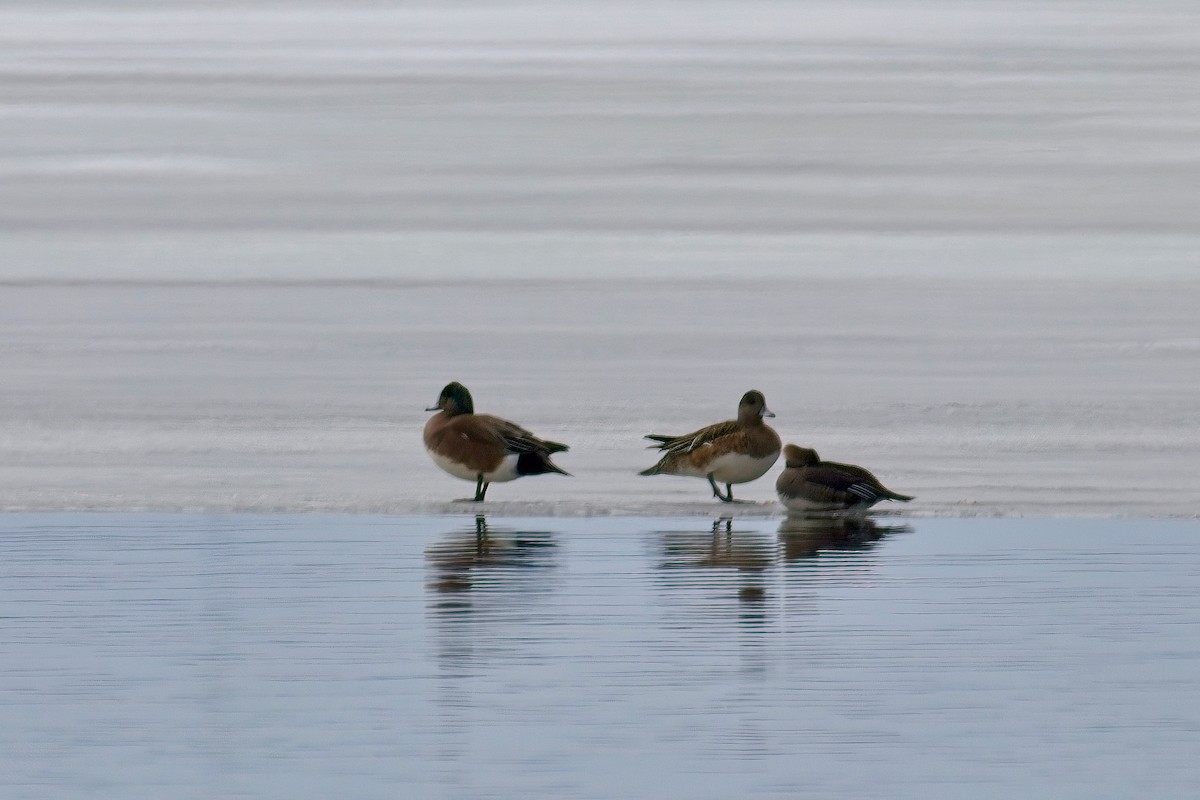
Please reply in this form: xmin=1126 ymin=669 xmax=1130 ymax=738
xmin=707 ymin=475 xmax=733 ymax=503
xmin=473 ymin=475 xmax=489 ymax=502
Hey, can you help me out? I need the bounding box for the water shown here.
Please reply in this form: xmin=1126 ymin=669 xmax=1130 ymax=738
xmin=3 ymin=513 xmax=1199 ymax=798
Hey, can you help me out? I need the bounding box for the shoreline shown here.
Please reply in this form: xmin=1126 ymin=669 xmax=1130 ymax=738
xmin=1 ymin=504 xmax=1194 ymax=520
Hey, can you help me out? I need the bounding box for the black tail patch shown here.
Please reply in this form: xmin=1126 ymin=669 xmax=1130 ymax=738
xmin=517 ymin=452 xmax=571 ymax=477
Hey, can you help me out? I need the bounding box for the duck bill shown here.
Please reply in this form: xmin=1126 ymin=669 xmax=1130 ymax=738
xmin=762 ymin=406 xmax=776 ymax=418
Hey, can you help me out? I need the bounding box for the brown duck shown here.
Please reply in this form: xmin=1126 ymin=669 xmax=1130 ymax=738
xmin=775 ymin=444 xmax=912 ymax=513
xmin=424 ymin=382 xmax=569 ymax=501
xmin=640 ymin=390 xmax=781 ymax=502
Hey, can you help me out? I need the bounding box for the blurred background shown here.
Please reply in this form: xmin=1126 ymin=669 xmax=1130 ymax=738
xmin=1 ymin=1 xmax=1198 ymax=514
xmin=3 ymin=0 xmax=1199 ymax=280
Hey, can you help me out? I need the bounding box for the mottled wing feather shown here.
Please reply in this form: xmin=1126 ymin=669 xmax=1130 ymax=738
xmin=645 ymin=420 xmax=740 ymax=455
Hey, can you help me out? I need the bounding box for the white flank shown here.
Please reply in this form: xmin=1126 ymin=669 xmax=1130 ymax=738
xmin=705 ymin=452 xmax=778 ymax=485
xmin=428 ymin=450 xmax=521 ymax=483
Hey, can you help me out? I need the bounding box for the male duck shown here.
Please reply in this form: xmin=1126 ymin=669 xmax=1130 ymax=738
xmin=424 ymin=382 xmax=569 ymax=501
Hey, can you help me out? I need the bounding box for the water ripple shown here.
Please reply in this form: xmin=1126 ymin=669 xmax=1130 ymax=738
xmin=2 ymin=513 xmax=1199 ymax=798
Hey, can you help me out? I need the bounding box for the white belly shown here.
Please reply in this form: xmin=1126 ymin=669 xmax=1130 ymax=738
xmin=428 ymin=450 xmax=521 ymax=483
xmin=706 ymin=452 xmax=778 ymax=485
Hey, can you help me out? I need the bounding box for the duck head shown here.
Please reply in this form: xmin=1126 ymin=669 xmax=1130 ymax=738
xmin=426 ymin=381 xmax=475 ymax=416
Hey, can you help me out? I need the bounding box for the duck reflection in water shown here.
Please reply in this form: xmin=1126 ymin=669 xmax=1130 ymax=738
xmin=425 ymin=515 xmax=560 ymax=757
xmin=777 ymin=513 xmax=911 ymax=561
xmin=656 ymin=516 xmax=774 ymax=610
xmin=425 ymin=514 xmax=558 ymax=601
xmin=659 ymin=516 xmax=774 ymax=572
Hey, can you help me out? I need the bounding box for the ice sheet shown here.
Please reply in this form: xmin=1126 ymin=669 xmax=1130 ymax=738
xmin=1 ymin=278 xmax=1196 ymax=516
xmin=1 ymin=1 xmax=1198 ymax=515
xmin=3 ymin=0 xmax=1200 ymax=254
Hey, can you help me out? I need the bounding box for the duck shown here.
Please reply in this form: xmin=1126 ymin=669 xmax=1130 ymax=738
xmin=424 ymin=382 xmax=569 ymax=501
xmin=775 ymin=444 xmax=912 ymax=513
xmin=639 ymin=390 xmax=781 ymax=502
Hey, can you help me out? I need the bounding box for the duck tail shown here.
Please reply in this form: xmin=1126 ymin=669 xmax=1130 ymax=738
xmin=517 ymin=452 xmax=571 ymax=477
xmin=541 ymin=439 xmax=569 ymax=454
xmin=886 ymin=491 xmax=914 ymax=502
xmin=544 ymin=460 xmax=572 ymax=477
xmin=639 ymin=453 xmax=674 ymax=476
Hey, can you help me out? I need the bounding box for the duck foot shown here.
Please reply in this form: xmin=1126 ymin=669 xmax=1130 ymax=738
xmin=707 ymin=476 xmax=734 ymax=503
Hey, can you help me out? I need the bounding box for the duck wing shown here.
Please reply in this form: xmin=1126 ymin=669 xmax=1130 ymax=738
xmin=815 ymin=462 xmax=911 ymax=504
xmin=645 ymin=420 xmax=740 ymax=455
xmin=479 ymin=414 xmax=569 ymax=455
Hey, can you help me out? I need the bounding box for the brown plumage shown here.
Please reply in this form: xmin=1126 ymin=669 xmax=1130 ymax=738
xmin=640 ymin=390 xmax=781 ymax=502
xmin=424 ymin=382 xmax=569 ymax=501
xmin=775 ymin=444 xmax=912 ymax=513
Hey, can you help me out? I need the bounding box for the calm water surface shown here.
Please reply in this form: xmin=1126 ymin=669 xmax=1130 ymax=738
xmin=2 ymin=514 xmax=1199 ymax=798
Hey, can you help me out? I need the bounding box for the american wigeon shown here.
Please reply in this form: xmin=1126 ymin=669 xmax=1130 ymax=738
xmin=639 ymin=390 xmax=781 ymax=502
xmin=775 ymin=444 xmax=913 ymax=513
xmin=424 ymin=382 xmax=569 ymax=501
